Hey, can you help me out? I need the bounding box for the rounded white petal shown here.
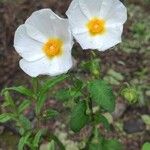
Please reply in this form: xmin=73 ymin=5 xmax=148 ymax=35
xmin=14 ymin=24 xmax=45 ymax=61
xmin=98 ymin=25 xmax=123 ymax=51
xmin=25 ymin=9 xmax=60 ymax=43
xmin=66 ymin=0 xmax=88 ymax=34
xmin=79 ymin=0 xmax=103 ymax=18
xmin=52 ymin=19 xmax=73 ymax=45
xmin=100 ymin=0 xmax=127 ymax=25
xmin=19 ymin=44 xmax=73 ymax=77
xmin=73 ymin=25 xmax=123 ymax=50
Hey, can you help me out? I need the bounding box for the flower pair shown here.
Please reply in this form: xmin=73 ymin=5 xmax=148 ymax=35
xmin=14 ymin=0 xmax=127 ymax=77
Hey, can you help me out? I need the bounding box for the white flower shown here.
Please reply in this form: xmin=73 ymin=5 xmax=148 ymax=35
xmin=66 ymin=0 xmax=127 ymax=51
xmin=14 ymin=9 xmax=73 ymax=77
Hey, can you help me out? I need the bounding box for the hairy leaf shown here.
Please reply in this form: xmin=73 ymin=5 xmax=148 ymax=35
xmin=43 ymin=109 xmax=59 ymax=119
xmin=94 ymin=114 xmax=110 ymax=130
xmin=0 ymin=113 xmax=15 ymax=123
xmin=19 ymin=115 xmax=32 ymax=131
xmin=88 ymin=80 xmax=115 ymax=112
xmin=18 ymin=100 xmax=31 ymax=113
xmin=33 ymin=129 xmax=44 ymax=148
xmin=70 ymin=101 xmax=89 ymax=132
xmin=103 ymin=139 xmax=123 ymax=150
xmin=1 ymin=86 xmax=35 ymax=98
xmin=18 ymin=132 xmax=31 ymax=150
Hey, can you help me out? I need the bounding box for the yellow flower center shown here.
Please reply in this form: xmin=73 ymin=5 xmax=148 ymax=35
xmin=86 ymin=18 xmax=106 ymax=36
xmin=43 ymin=38 xmax=63 ymax=58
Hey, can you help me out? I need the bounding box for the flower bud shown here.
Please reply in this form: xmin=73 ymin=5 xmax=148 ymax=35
xmin=121 ymin=87 xmax=138 ymax=104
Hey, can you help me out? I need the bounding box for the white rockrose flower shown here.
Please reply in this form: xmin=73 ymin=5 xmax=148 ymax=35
xmin=66 ymin=0 xmax=127 ymax=51
xmin=14 ymin=9 xmax=73 ymax=77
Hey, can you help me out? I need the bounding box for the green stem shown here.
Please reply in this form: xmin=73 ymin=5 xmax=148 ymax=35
xmin=84 ymin=98 xmax=96 ymax=150
xmin=51 ymin=134 xmax=65 ymax=150
xmin=44 ymin=133 xmax=65 ymax=150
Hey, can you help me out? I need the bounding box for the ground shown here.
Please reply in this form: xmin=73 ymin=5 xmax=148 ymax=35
xmin=0 ymin=0 xmax=150 ymax=150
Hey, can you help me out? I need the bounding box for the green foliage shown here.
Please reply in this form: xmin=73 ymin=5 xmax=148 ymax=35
xmin=88 ymin=127 xmax=123 ymax=150
xmin=142 ymin=142 xmax=150 ymax=150
xmin=2 ymin=91 xmax=15 ymax=107
xmin=70 ymin=101 xmax=89 ymax=132
xmin=94 ymin=114 xmax=110 ymax=130
xmin=33 ymin=129 xmax=44 ymax=148
xmin=103 ymin=139 xmax=123 ymax=150
xmin=48 ymin=140 xmax=55 ymax=150
xmin=81 ymin=59 xmax=100 ymax=78
xmin=35 ymin=94 xmax=47 ymax=115
xmin=19 ymin=115 xmax=32 ymax=131
xmin=55 ymin=78 xmax=83 ymax=102
xmin=88 ymin=80 xmax=115 ymax=112
xmin=89 ymin=139 xmax=103 ymax=150
xmin=55 ymin=88 xmax=81 ymax=102
xmin=36 ymin=75 xmax=68 ymax=114
xmin=43 ymin=109 xmax=59 ymax=119
xmin=121 ymin=87 xmax=138 ymax=104
xmin=1 ymin=86 xmax=35 ymax=99
xmin=0 ymin=113 xmax=15 ymax=123
xmin=39 ymin=75 xmax=68 ymax=96
xmin=18 ymin=132 xmax=32 ymax=150
xmin=18 ymin=100 xmax=31 ymax=113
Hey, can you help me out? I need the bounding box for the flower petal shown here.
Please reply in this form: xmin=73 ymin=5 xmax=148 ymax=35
xmin=19 ymin=44 xmax=73 ymax=77
xmin=73 ymin=25 xmax=123 ymax=50
xmin=79 ymin=0 xmax=103 ymax=18
xmin=52 ymin=19 xmax=73 ymax=44
xmin=74 ymin=32 xmax=102 ymax=49
xmin=98 ymin=25 xmax=123 ymax=51
xmin=25 ymin=9 xmax=59 ymax=43
xmin=66 ymin=0 xmax=88 ymax=34
xmin=100 ymin=0 xmax=127 ymax=25
xmin=14 ymin=24 xmax=45 ymax=61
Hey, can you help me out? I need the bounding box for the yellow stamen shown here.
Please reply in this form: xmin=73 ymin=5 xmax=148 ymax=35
xmin=86 ymin=18 xmax=106 ymax=36
xmin=43 ymin=38 xmax=63 ymax=58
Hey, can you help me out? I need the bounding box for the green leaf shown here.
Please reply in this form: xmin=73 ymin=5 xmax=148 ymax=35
xmin=88 ymin=128 xmax=103 ymax=150
xmin=73 ymin=78 xmax=84 ymax=89
xmin=81 ymin=59 xmax=100 ymax=77
xmin=88 ymin=80 xmax=115 ymax=112
xmin=40 ymin=140 xmax=55 ymax=150
xmin=103 ymin=139 xmax=123 ymax=150
xmin=36 ymin=75 xmax=68 ymax=114
xmin=0 ymin=113 xmax=14 ymax=123
xmin=35 ymin=94 xmax=47 ymax=115
xmin=39 ymin=75 xmax=68 ymax=96
xmin=89 ymin=141 xmax=103 ymax=150
xmin=18 ymin=100 xmax=31 ymax=113
xmin=33 ymin=129 xmax=44 ymax=148
xmin=2 ymin=91 xmax=15 ymax=107
xmin=1 ymin=86 xmax=35 ymax=98
xmin=18 ymin=132 xmax=31 ymax=150
xmin=55 ymin=88 xmax=81 ymax=102
xmin=142 ymin=142 xmax=150 ymax=150
xmin=70 ymin=101 xmax=89 ymax=132
xmin=55 ymin=89 xmax=72 ymax=102
xmin=48 ymin=140 xmax=55 ymax=150
xmin=19 ymin=115 xmax=32 ymax=131
xmin=43 ymin=109 xmax=59 ymax=119
xmin=94 ymin=114 xmax=110 ymax=130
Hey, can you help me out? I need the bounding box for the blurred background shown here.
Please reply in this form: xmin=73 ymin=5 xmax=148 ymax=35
xmin=0 ymin=0 xmax=150 ymax=150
